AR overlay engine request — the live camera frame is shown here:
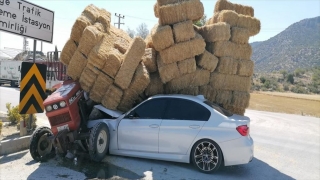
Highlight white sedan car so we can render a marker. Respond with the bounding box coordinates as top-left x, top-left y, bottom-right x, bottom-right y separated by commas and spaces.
87, 94, 253, 173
